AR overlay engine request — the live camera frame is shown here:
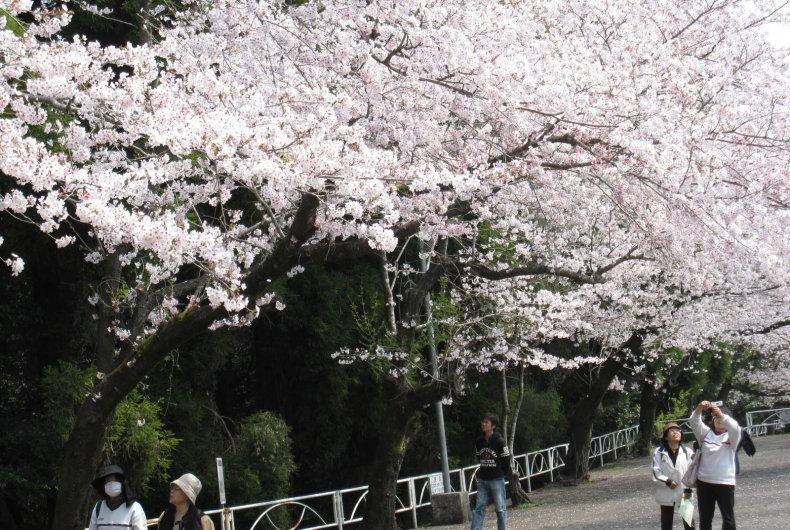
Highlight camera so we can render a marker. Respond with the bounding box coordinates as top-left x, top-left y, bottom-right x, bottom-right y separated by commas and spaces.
710, 400, 723, 407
